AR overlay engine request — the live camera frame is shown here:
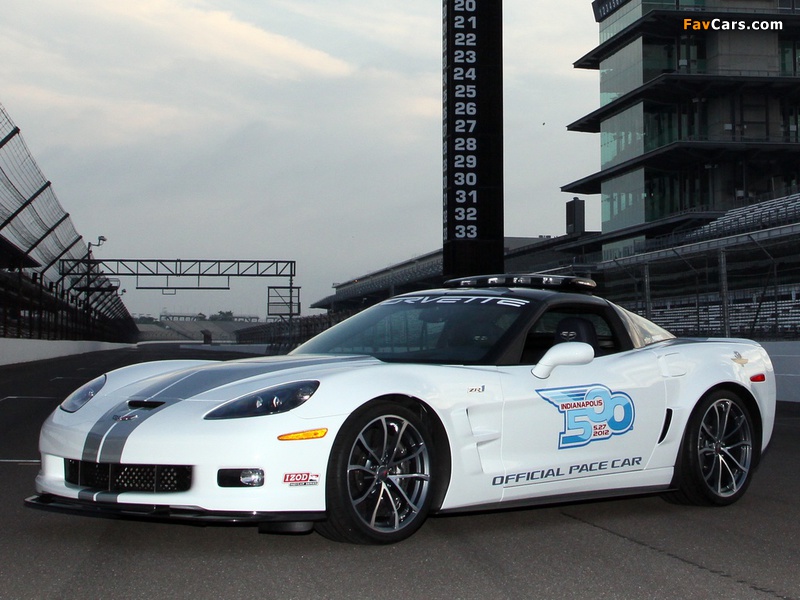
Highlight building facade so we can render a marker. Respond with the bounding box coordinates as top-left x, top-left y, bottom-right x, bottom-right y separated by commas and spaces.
304, 2, 800, 342
563, 0, 800, 261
